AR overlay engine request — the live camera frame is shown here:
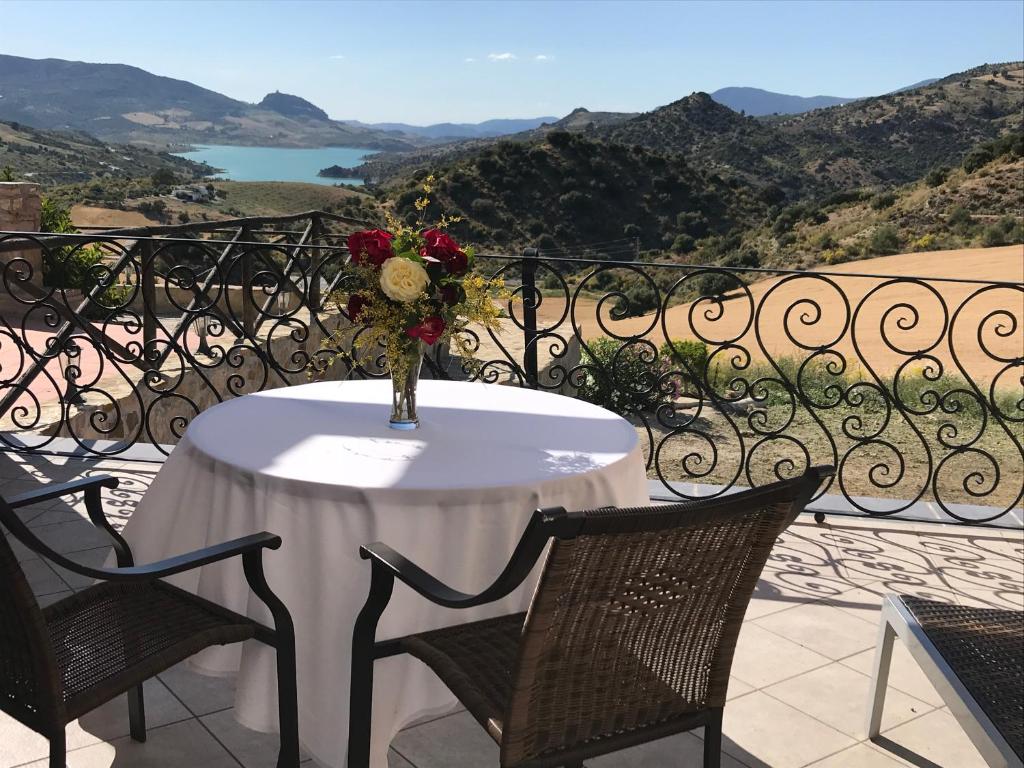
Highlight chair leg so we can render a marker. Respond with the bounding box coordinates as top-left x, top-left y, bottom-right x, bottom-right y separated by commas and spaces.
276, 627, 301, 768
128, 683, 147, 742
704, 709, 723, 768
49, 728, 66, 768
348, 565, 395, 768
866, 611, 897, 739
